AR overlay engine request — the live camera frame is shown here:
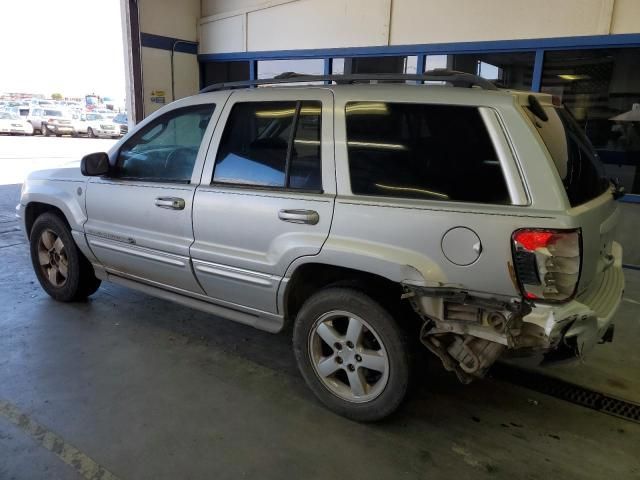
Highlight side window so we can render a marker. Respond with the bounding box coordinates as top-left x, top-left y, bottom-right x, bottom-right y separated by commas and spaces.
115, 104, 215, 183
345, 102, 510, 204
213, 100, 322, 190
